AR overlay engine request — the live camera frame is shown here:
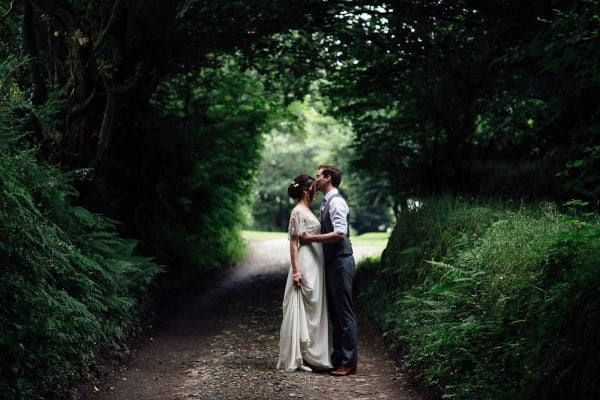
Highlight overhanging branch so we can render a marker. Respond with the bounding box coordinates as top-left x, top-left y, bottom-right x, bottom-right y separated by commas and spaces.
94, 0, 121, 50
0, 0, 16, 23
